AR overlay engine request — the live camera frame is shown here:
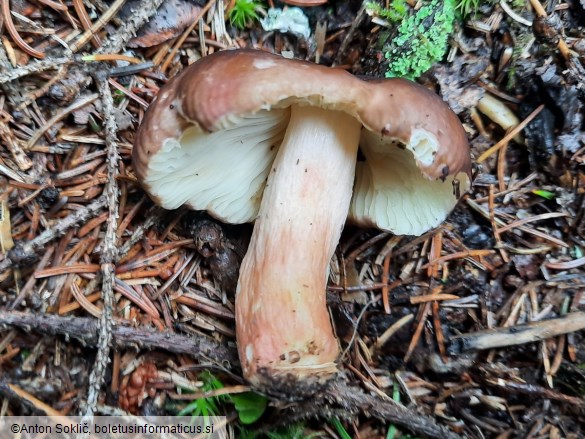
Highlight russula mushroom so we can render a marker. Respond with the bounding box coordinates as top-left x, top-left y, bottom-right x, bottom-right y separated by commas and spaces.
133, 49, 472, 392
